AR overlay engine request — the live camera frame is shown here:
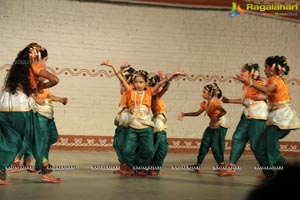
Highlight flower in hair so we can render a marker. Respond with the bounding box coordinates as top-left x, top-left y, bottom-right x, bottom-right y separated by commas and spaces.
29, 44, 43, 60
212, 83, 220, 96
29, 47, 38, 59
252, 70, 259, 79
132, 74, 137, 81
271, 63, 276, 71
278, 64, 283, 76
